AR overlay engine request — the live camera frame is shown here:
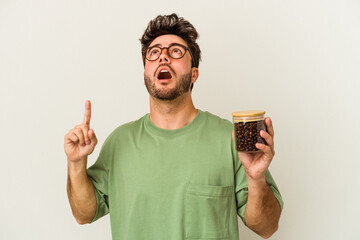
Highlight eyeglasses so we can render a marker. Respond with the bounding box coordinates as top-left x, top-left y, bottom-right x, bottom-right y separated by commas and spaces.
145, 43, 193, 64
